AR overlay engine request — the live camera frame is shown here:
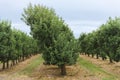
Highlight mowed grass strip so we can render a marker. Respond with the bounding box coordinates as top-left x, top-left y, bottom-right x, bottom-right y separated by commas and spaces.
78, 57, 118, 80
20, 54, 43, 75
